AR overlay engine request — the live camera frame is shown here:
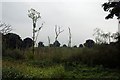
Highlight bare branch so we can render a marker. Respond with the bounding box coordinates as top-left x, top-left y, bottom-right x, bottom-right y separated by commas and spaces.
55, 25, 64, 41
35, 22, 44, 43
0, 22, 12, 35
